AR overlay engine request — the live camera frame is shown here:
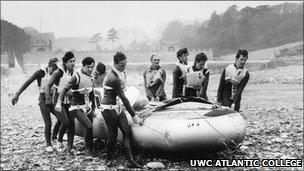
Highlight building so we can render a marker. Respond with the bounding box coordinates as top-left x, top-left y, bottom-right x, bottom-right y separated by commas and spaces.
30, 33, 55, 53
